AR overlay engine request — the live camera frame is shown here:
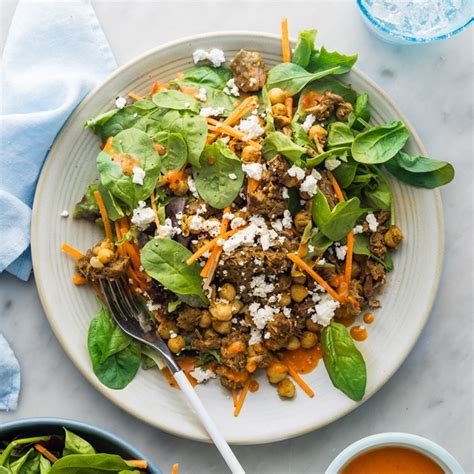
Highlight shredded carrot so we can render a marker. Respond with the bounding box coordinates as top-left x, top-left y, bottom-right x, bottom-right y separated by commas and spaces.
128, 92, 142, 101
287, 365, 315, 398
231, 388, 238, 408
178, 84, 198, 97
207, 96, 258, 144
171, 463, 179, 474
72, 274, 87, 286
206, 117, 261, 148
93, 190, 113, 242
103, 136, 114, 154
287, 253, 345, 303
327, 170, 345, 203
127, 460, 148, 469
186, 225, 248, 265
34, 444, 58, 463
285, 97, 293, 119
247, 178, 260, 194
345, 231, 354, 287
61, 243, 84, 260
281, 18, 291, 63
150, 191, 162, 237
150, 82, 168, 95
114, 222, 126, 257
234, 379, 251, 417
175, 72, 184, 79
122, 239, 141, 271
